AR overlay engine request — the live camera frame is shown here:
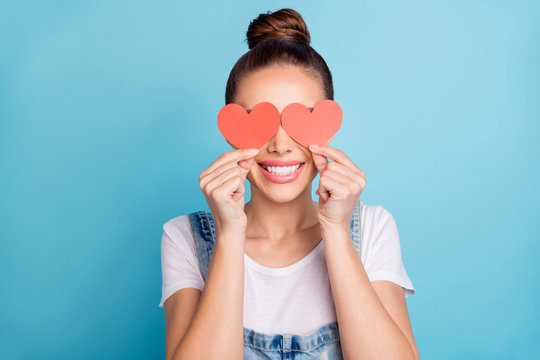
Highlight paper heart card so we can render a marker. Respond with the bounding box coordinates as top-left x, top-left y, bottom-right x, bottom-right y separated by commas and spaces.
217, 99, 342, 149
